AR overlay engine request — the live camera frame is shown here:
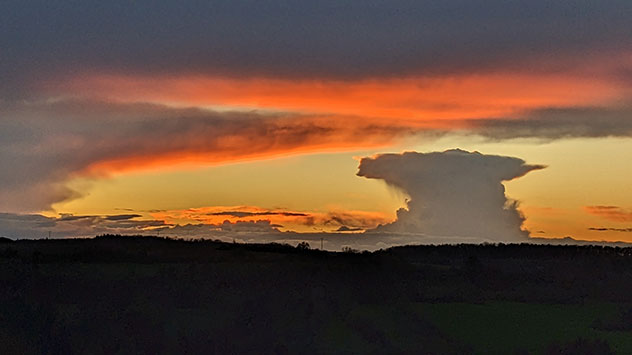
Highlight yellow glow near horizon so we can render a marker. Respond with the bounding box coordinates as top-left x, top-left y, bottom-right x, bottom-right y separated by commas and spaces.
50, 152, 406, 226
409, 136, 632, 242
49, 136, 632, 242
